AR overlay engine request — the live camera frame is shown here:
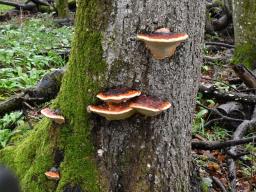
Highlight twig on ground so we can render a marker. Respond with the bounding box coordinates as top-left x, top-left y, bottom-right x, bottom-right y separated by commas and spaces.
228, 159, 237, 192
205, 42, 234, 49
192, 136, 256, 150
212, 176, 227, 192
197, 102, 244, 123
